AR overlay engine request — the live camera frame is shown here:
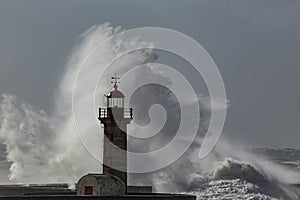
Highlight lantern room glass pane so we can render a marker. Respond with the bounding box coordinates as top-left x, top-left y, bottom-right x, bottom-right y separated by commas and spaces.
107, 98, 124, 108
